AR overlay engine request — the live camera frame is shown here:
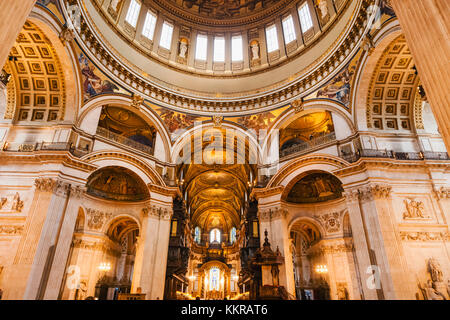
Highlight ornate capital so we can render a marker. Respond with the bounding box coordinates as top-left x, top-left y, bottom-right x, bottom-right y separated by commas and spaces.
258, 206, 288, 222
345, 184, 392, 203
143, 205, 173, 221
